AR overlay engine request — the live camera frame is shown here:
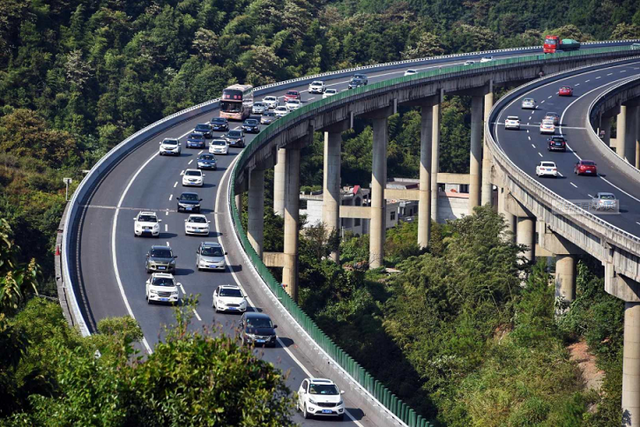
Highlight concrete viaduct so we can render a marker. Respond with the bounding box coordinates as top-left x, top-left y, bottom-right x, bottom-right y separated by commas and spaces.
231, 48, 640, 424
